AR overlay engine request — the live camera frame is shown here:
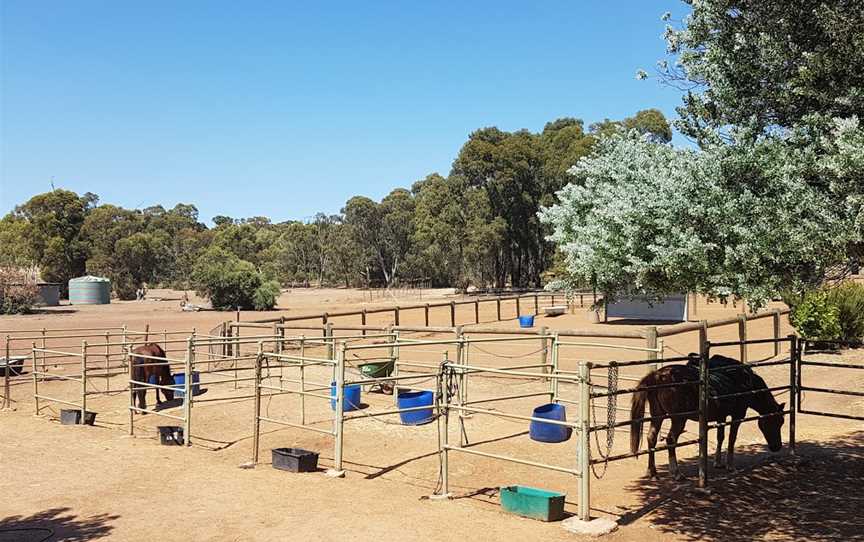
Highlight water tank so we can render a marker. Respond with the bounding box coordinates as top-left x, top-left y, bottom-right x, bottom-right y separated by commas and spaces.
68, 275, 111, 305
